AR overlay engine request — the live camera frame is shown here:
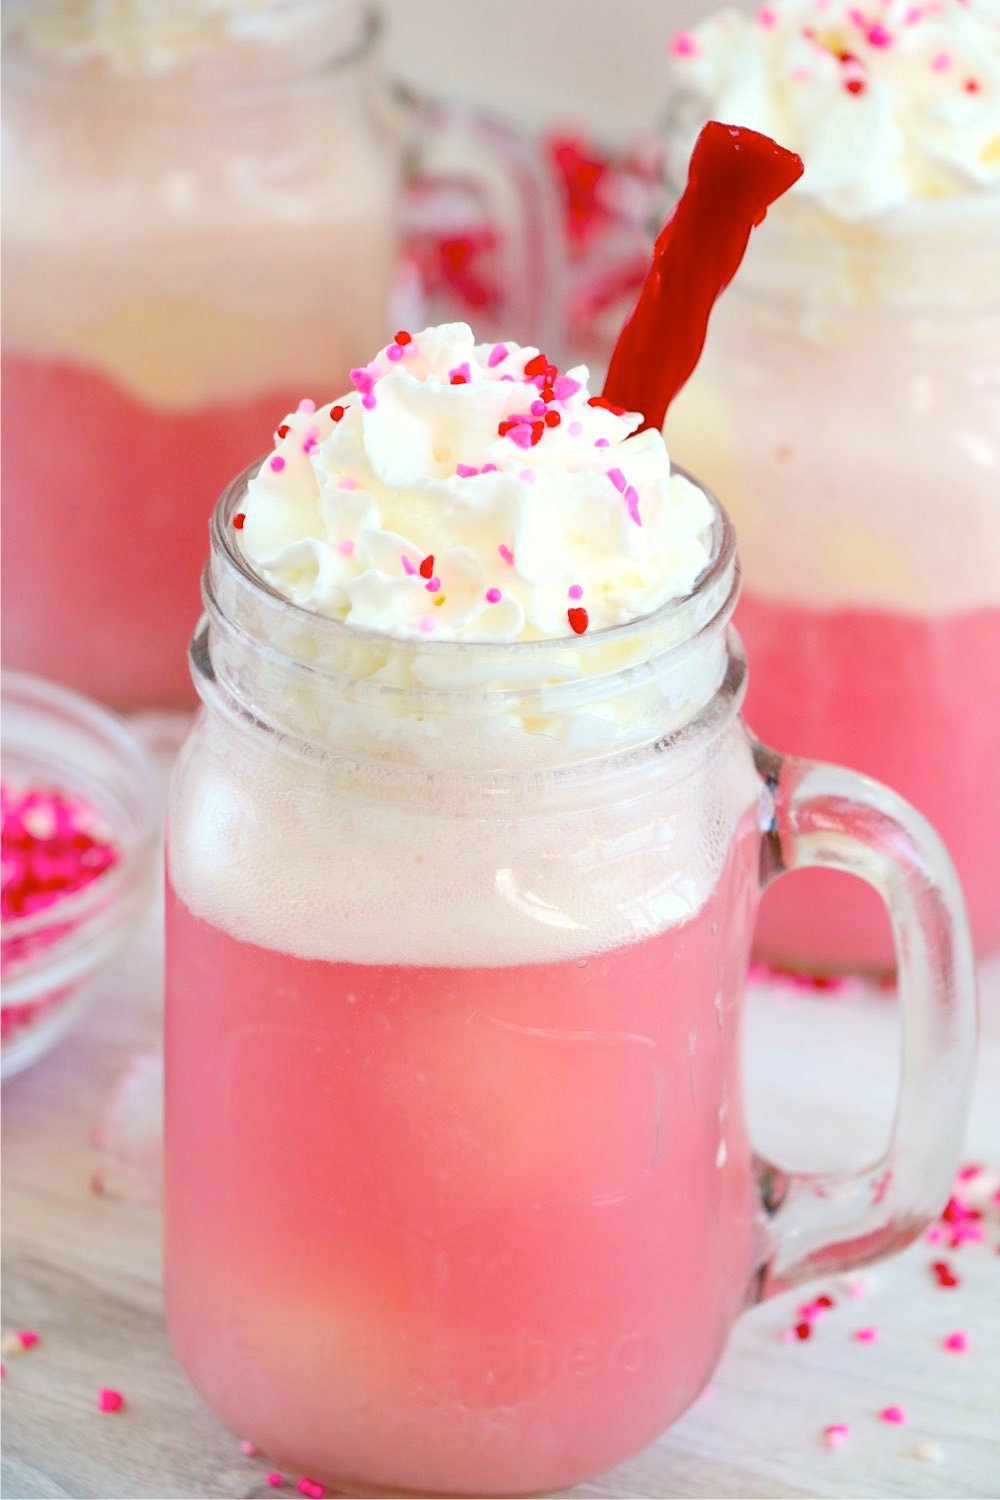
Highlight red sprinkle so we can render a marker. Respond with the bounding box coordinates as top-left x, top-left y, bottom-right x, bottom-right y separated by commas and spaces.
845, 78, 865, 93
394, 329, 412, 345
529, 421, 545, 445
544, 410, 561, 427
330, 405, 345, 422
567, 607, 589, 635
795, 1321, 813, 1341
419, 555, 435, 580
932, 1259, 960, 1288
964, 78, 980, 93
233, 513, 246, 530
523, 353, 548, 377
276, 424, 290, 439
97, 1388, 124, 1413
